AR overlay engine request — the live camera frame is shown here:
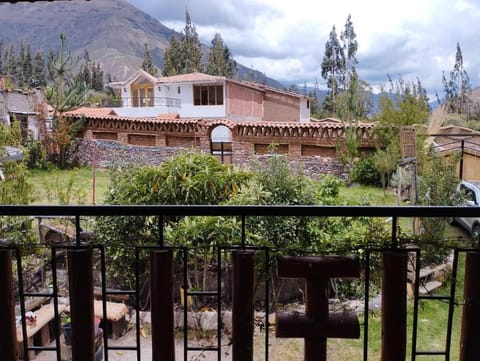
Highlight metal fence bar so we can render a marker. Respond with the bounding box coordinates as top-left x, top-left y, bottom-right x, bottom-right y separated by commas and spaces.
445, 248, 460, 361
51, 246, 62, 361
